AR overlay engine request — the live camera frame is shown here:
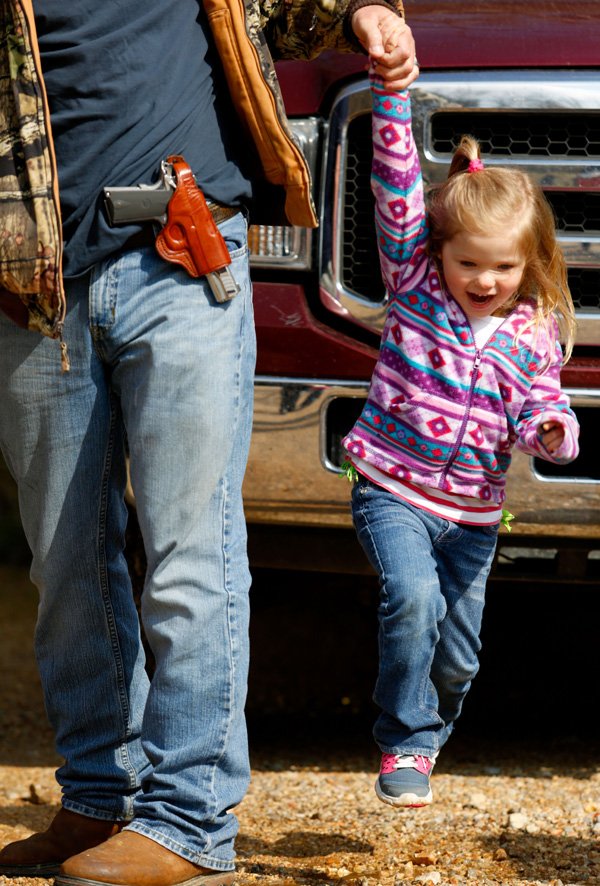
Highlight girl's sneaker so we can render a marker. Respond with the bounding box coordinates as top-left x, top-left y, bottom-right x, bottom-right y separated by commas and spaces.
375, 753, 437, 807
